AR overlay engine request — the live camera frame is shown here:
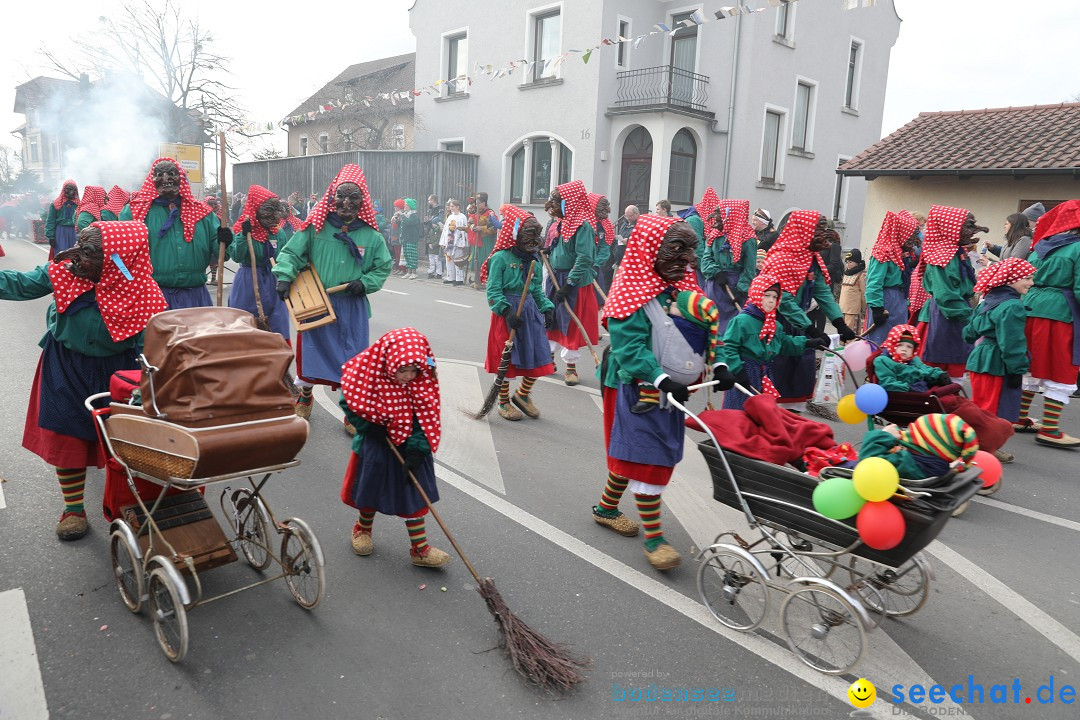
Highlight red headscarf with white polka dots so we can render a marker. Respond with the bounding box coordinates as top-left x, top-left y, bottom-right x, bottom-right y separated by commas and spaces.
586, 192, 615, 246
556, 180, 590, 243
52, 180, 79, 210
871, 210, 918, 269
46, 220, 168, 342
715, 199, 755, 263
921, 205, 969, 267
340, 327, 441, 452
695, 187, 720, 241
480, 204, 534, 284
129, 158, 213, 243
761, 210, 830, 293
104, 185, 130, 216
882, 323, 921, 359
602, 214, 699, 321
232, 185, 279, 244
747, 272, 782, 343
1032, 199, 1080, 243
301, 164, 377, 233
972, 257, 1036, 294
75, 186, 106, 221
